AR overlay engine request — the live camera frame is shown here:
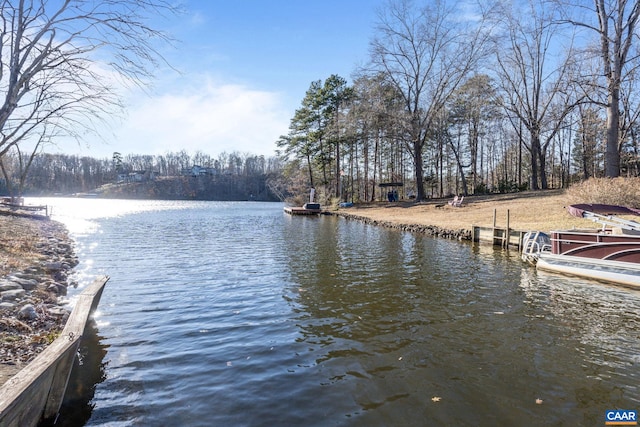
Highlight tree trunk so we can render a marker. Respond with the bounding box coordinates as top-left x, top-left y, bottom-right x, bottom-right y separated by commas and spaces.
605, 87, 621, 177
371, 130, 379, 202
414, 140, 426, 201
306, 153, 314, 188
529, 134, 539, 190
538, 149, 548, 189
335, 138, 341, 199
518, 121, 523, 188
